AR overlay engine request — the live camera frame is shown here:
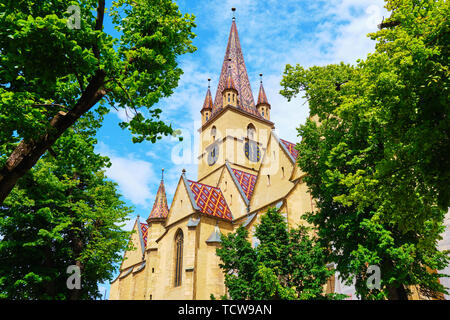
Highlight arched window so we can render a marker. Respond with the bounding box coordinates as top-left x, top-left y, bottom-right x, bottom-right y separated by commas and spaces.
174, 229, 183, 287
228, 93, 231, 103
211, 126, 216, 140
247, 123, 256, 140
